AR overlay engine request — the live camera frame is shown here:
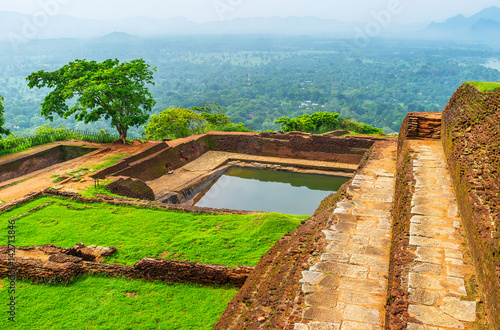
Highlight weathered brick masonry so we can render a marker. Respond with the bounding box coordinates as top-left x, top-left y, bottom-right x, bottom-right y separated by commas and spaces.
0, 244, 253, 287
441, 83, 500, 329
